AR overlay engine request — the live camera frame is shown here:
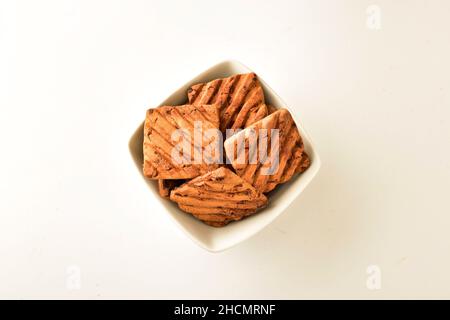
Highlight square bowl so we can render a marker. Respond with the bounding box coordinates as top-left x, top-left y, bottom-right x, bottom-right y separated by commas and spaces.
129, 60, 321, 252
